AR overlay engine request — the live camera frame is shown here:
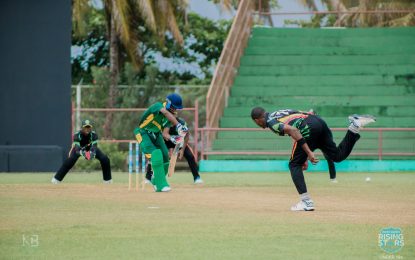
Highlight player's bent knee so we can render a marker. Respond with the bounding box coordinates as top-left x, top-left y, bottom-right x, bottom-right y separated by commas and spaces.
331, 157, 342, 163
289, 161, 303, 169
